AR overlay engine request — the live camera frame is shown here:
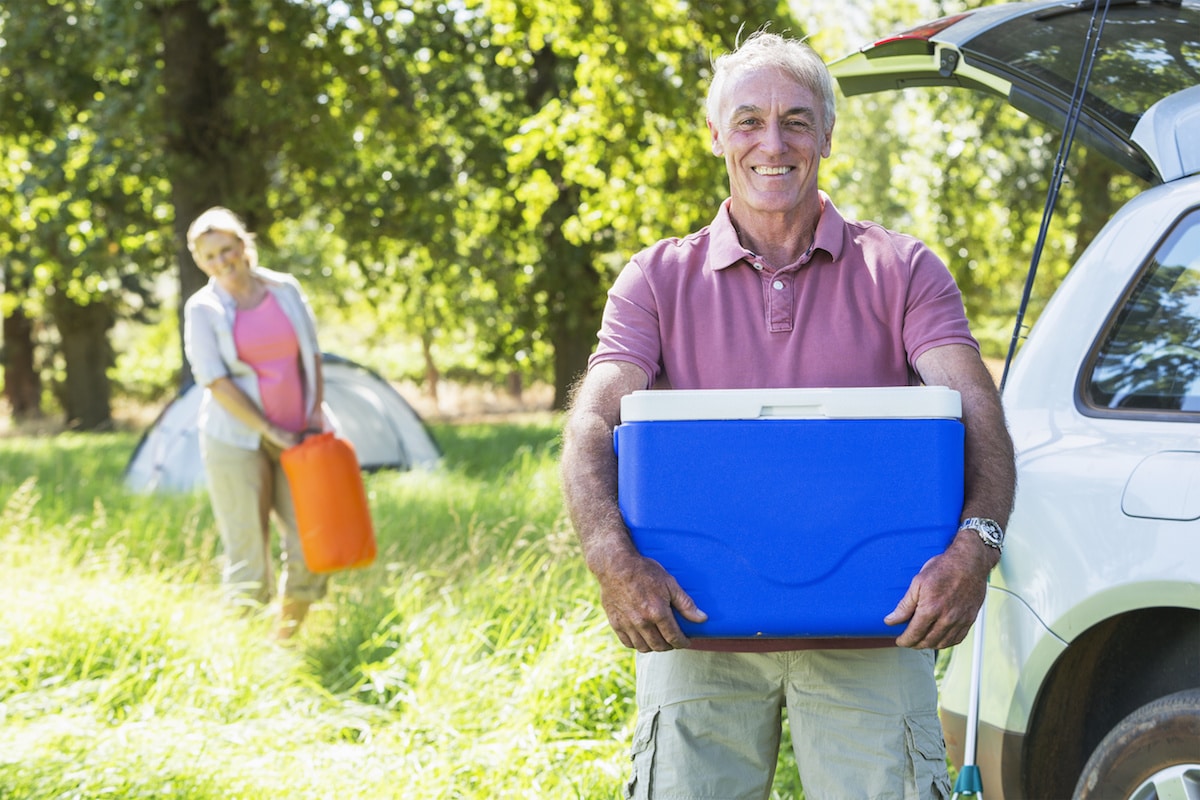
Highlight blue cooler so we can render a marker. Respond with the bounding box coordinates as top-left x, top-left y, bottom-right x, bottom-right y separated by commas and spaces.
615, 386, 964, 638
